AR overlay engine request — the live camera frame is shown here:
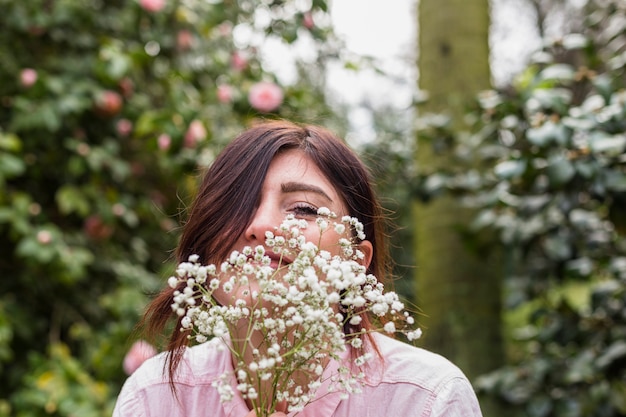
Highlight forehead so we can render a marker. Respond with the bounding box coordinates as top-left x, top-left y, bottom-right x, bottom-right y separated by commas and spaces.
265, 150, 329, 186
264, 149, 346, 205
